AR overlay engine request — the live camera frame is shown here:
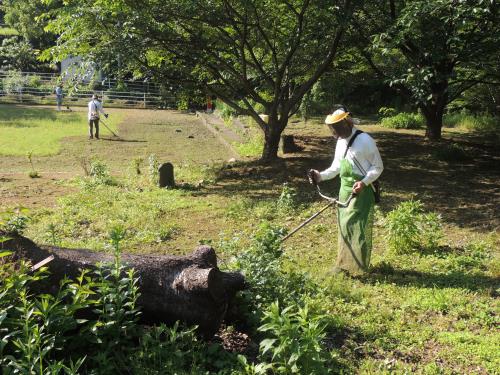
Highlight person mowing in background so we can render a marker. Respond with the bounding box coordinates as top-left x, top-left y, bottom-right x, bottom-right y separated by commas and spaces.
308, 107, 383, 275
88, 94, 108, 140
55, 84, 63, 111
